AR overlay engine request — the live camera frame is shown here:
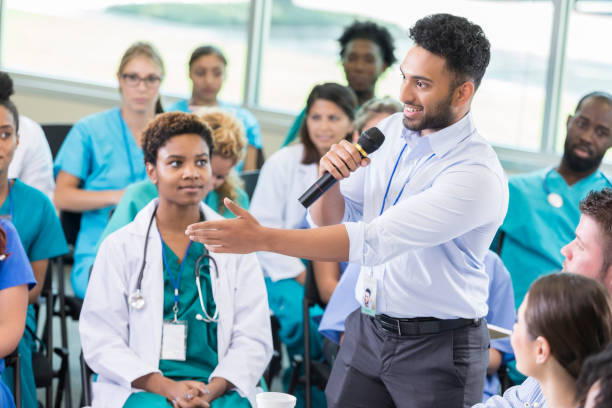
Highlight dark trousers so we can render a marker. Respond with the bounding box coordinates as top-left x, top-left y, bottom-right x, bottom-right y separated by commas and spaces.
325, 310, 489, 408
